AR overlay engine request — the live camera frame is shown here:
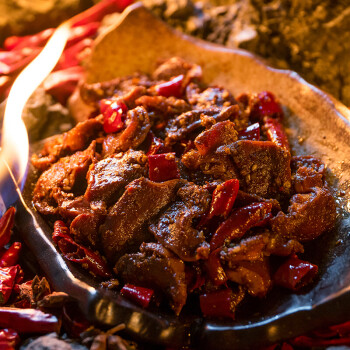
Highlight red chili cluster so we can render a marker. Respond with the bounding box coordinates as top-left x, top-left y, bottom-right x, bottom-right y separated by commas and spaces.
0, 0, 134, 103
